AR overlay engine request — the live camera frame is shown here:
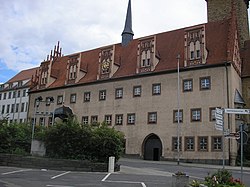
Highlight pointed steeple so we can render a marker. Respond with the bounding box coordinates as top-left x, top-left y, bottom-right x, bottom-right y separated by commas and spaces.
122, 0, 134, 46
